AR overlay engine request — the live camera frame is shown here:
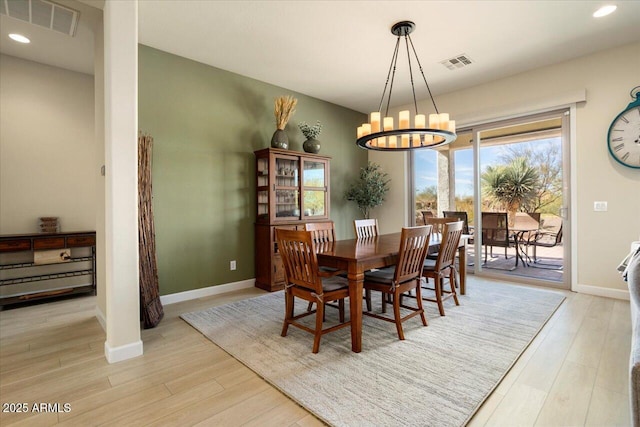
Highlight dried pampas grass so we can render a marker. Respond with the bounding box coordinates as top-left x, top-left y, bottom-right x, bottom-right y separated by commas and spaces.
274, 95, 297, 130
